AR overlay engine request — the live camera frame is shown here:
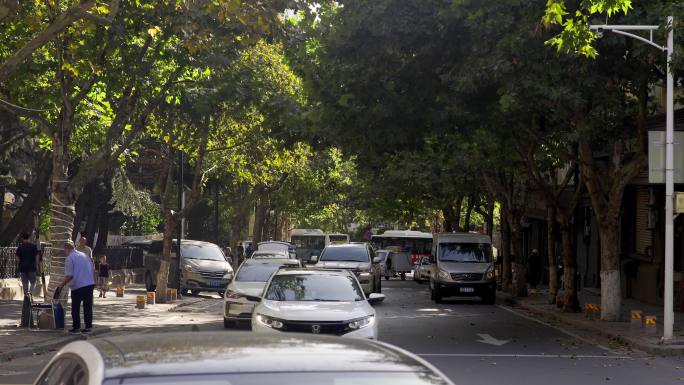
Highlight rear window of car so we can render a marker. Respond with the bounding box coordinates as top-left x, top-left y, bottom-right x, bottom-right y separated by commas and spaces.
236, 263, 282, 282
319, 246, 369, 262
